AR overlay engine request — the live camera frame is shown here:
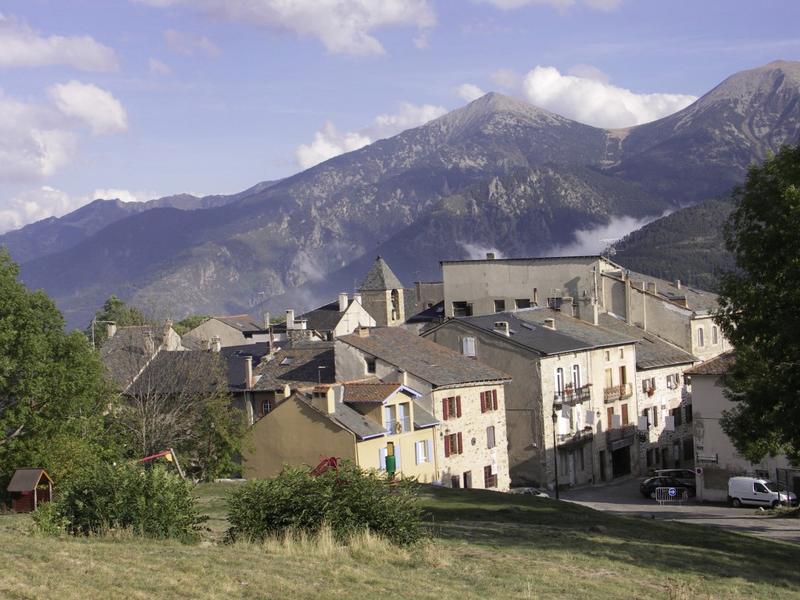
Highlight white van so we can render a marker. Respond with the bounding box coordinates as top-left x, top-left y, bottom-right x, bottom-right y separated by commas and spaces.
727, 476, 791, 508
